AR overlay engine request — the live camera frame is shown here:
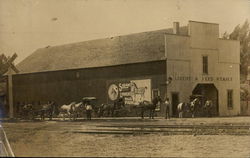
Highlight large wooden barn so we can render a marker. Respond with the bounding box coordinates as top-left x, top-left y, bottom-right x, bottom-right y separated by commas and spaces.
6, 20, 240, 117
